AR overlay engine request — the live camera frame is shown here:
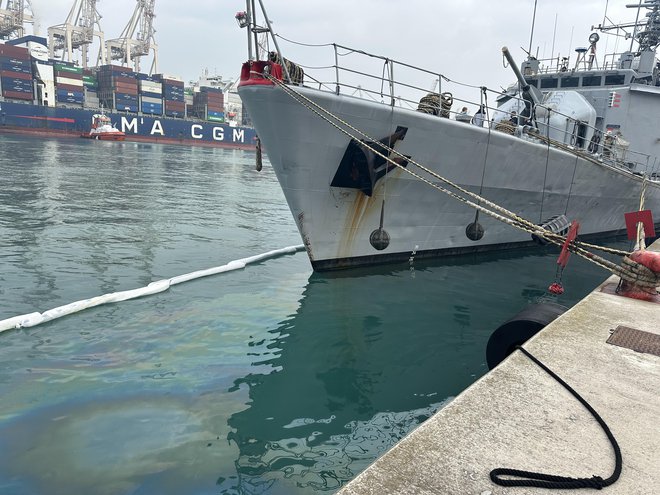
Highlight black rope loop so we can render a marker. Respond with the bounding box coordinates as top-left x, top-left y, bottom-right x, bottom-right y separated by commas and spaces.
490, 346, 622, 490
